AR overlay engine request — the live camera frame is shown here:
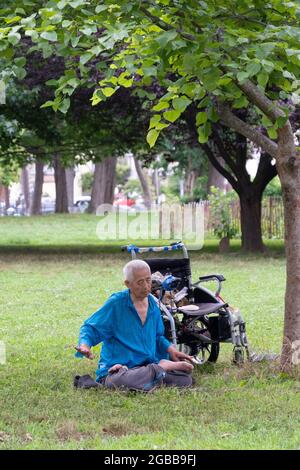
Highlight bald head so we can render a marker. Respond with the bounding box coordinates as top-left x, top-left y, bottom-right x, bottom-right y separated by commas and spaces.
123, 260, 152, 300
123, 259, 151, 282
